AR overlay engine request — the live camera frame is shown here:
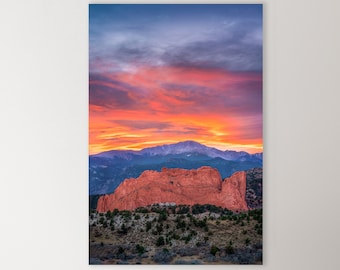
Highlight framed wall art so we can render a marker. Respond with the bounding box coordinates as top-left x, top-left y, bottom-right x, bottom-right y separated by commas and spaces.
89, 4, 263, 264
